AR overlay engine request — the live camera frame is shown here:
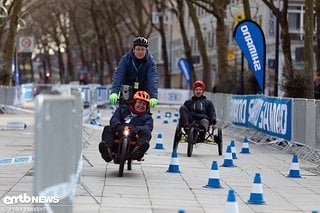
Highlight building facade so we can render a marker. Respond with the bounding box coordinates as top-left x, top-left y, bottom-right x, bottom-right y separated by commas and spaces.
148, 0, 313, 95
